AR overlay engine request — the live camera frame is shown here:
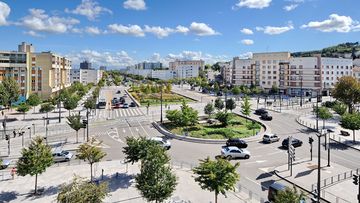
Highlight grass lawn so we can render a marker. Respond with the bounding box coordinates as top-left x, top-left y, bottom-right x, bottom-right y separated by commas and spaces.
130, 91, 193, 106
163, 115, 261, 140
